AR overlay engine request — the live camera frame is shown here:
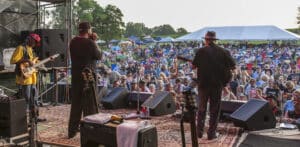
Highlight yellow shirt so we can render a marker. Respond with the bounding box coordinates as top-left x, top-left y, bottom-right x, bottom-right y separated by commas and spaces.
10, 45, 37, 85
